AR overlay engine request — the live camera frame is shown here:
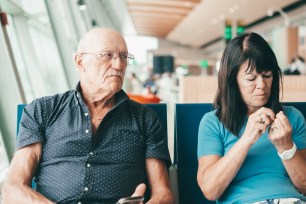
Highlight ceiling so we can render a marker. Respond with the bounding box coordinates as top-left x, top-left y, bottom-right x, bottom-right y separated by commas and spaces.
125, 0, 304, 48
126, 0, 201, 38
